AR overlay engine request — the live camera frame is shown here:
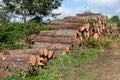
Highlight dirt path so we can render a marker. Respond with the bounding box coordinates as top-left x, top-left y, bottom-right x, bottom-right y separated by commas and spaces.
64, 40, 120, 80
88, 40, 120, 80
